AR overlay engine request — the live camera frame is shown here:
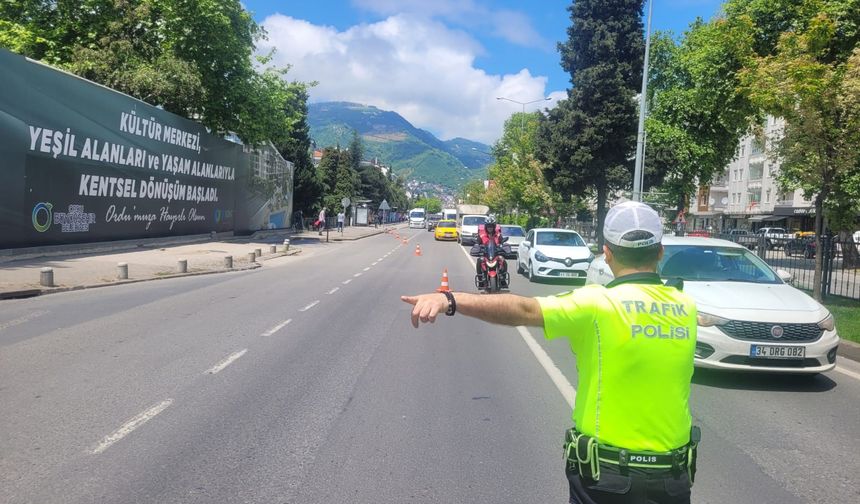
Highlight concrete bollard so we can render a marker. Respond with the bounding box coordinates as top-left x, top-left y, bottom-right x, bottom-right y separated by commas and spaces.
177, 259, 188, 273
224, 255, 233, 269
283, 239, 290, 251
269, 245, 277, 254
255, 248, 261, 258
40, 267, 54, 287
117, 262, 128, 280
248, 252, 256, 263
210, 230, 216, 240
